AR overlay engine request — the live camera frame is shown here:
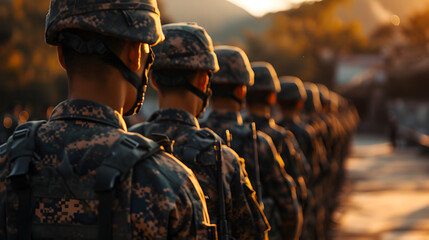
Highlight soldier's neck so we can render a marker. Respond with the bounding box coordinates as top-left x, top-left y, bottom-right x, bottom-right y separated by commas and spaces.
247, 104, 271, 118
68, 72, 126, 114
158, 91, 199, 117
211, 97, 241, 112
281, 109, 300, 122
